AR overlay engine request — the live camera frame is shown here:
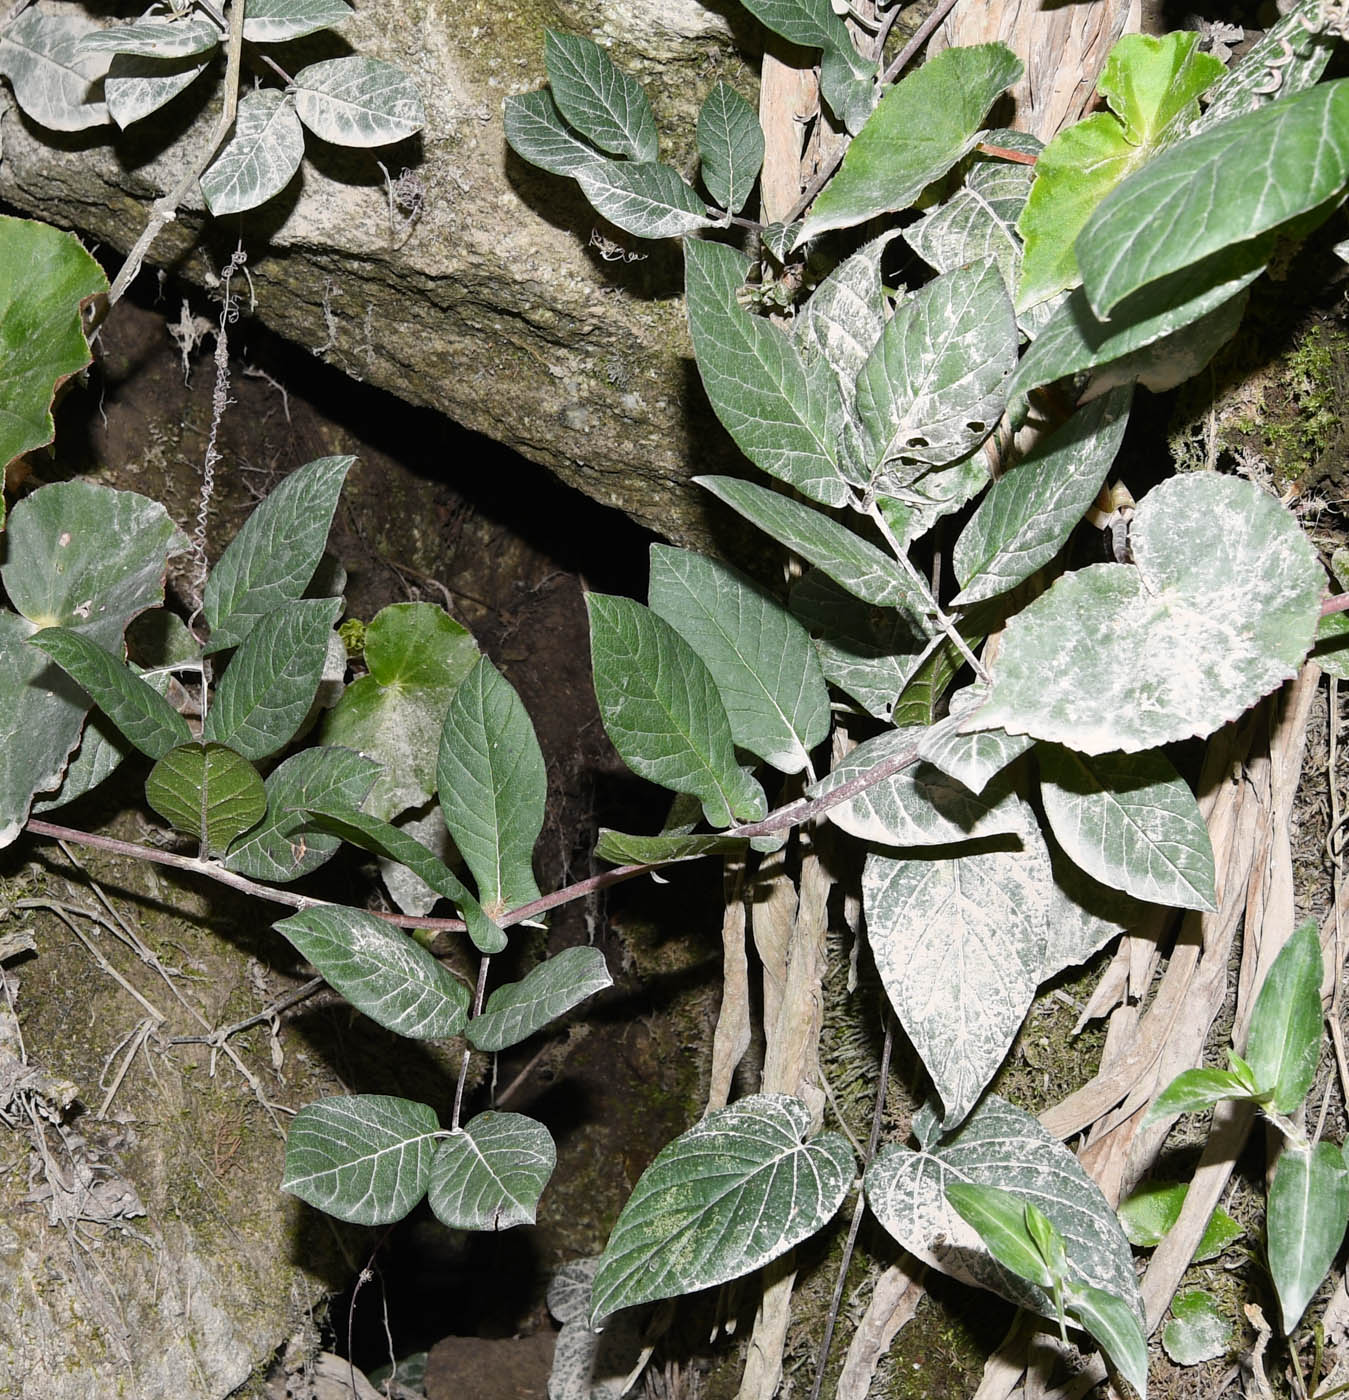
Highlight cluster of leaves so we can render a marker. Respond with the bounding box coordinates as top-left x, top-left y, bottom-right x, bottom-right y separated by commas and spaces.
0, 0, 424, 214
